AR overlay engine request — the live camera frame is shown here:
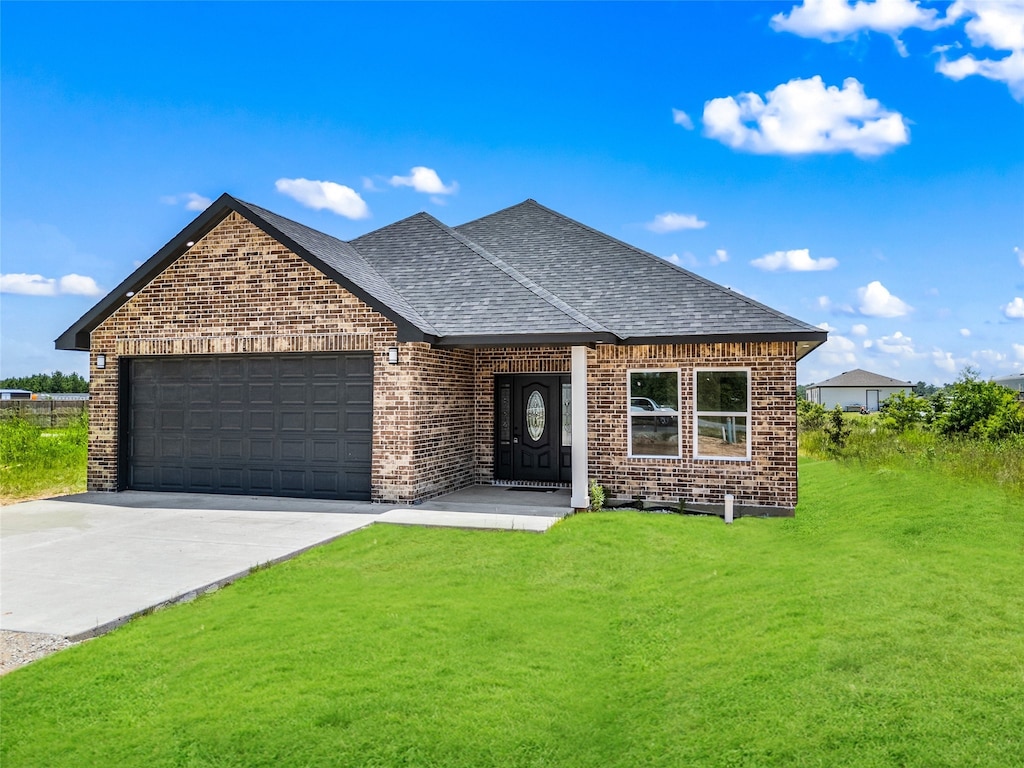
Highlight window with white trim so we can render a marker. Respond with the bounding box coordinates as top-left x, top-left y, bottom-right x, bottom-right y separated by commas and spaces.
694, 369, 750, 460
628, 370, 680, 457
